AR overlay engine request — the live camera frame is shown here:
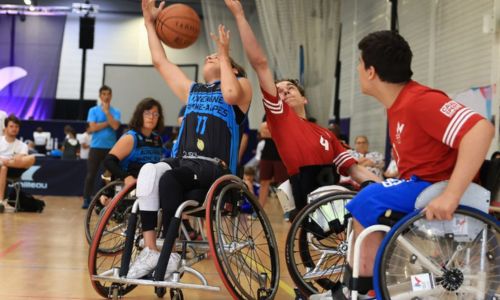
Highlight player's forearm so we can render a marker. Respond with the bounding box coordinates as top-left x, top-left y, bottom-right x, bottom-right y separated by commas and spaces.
444, 120, 494, 202
145, 22, 169, 68
219, 56, 244, 105
348, 164, 381, 183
